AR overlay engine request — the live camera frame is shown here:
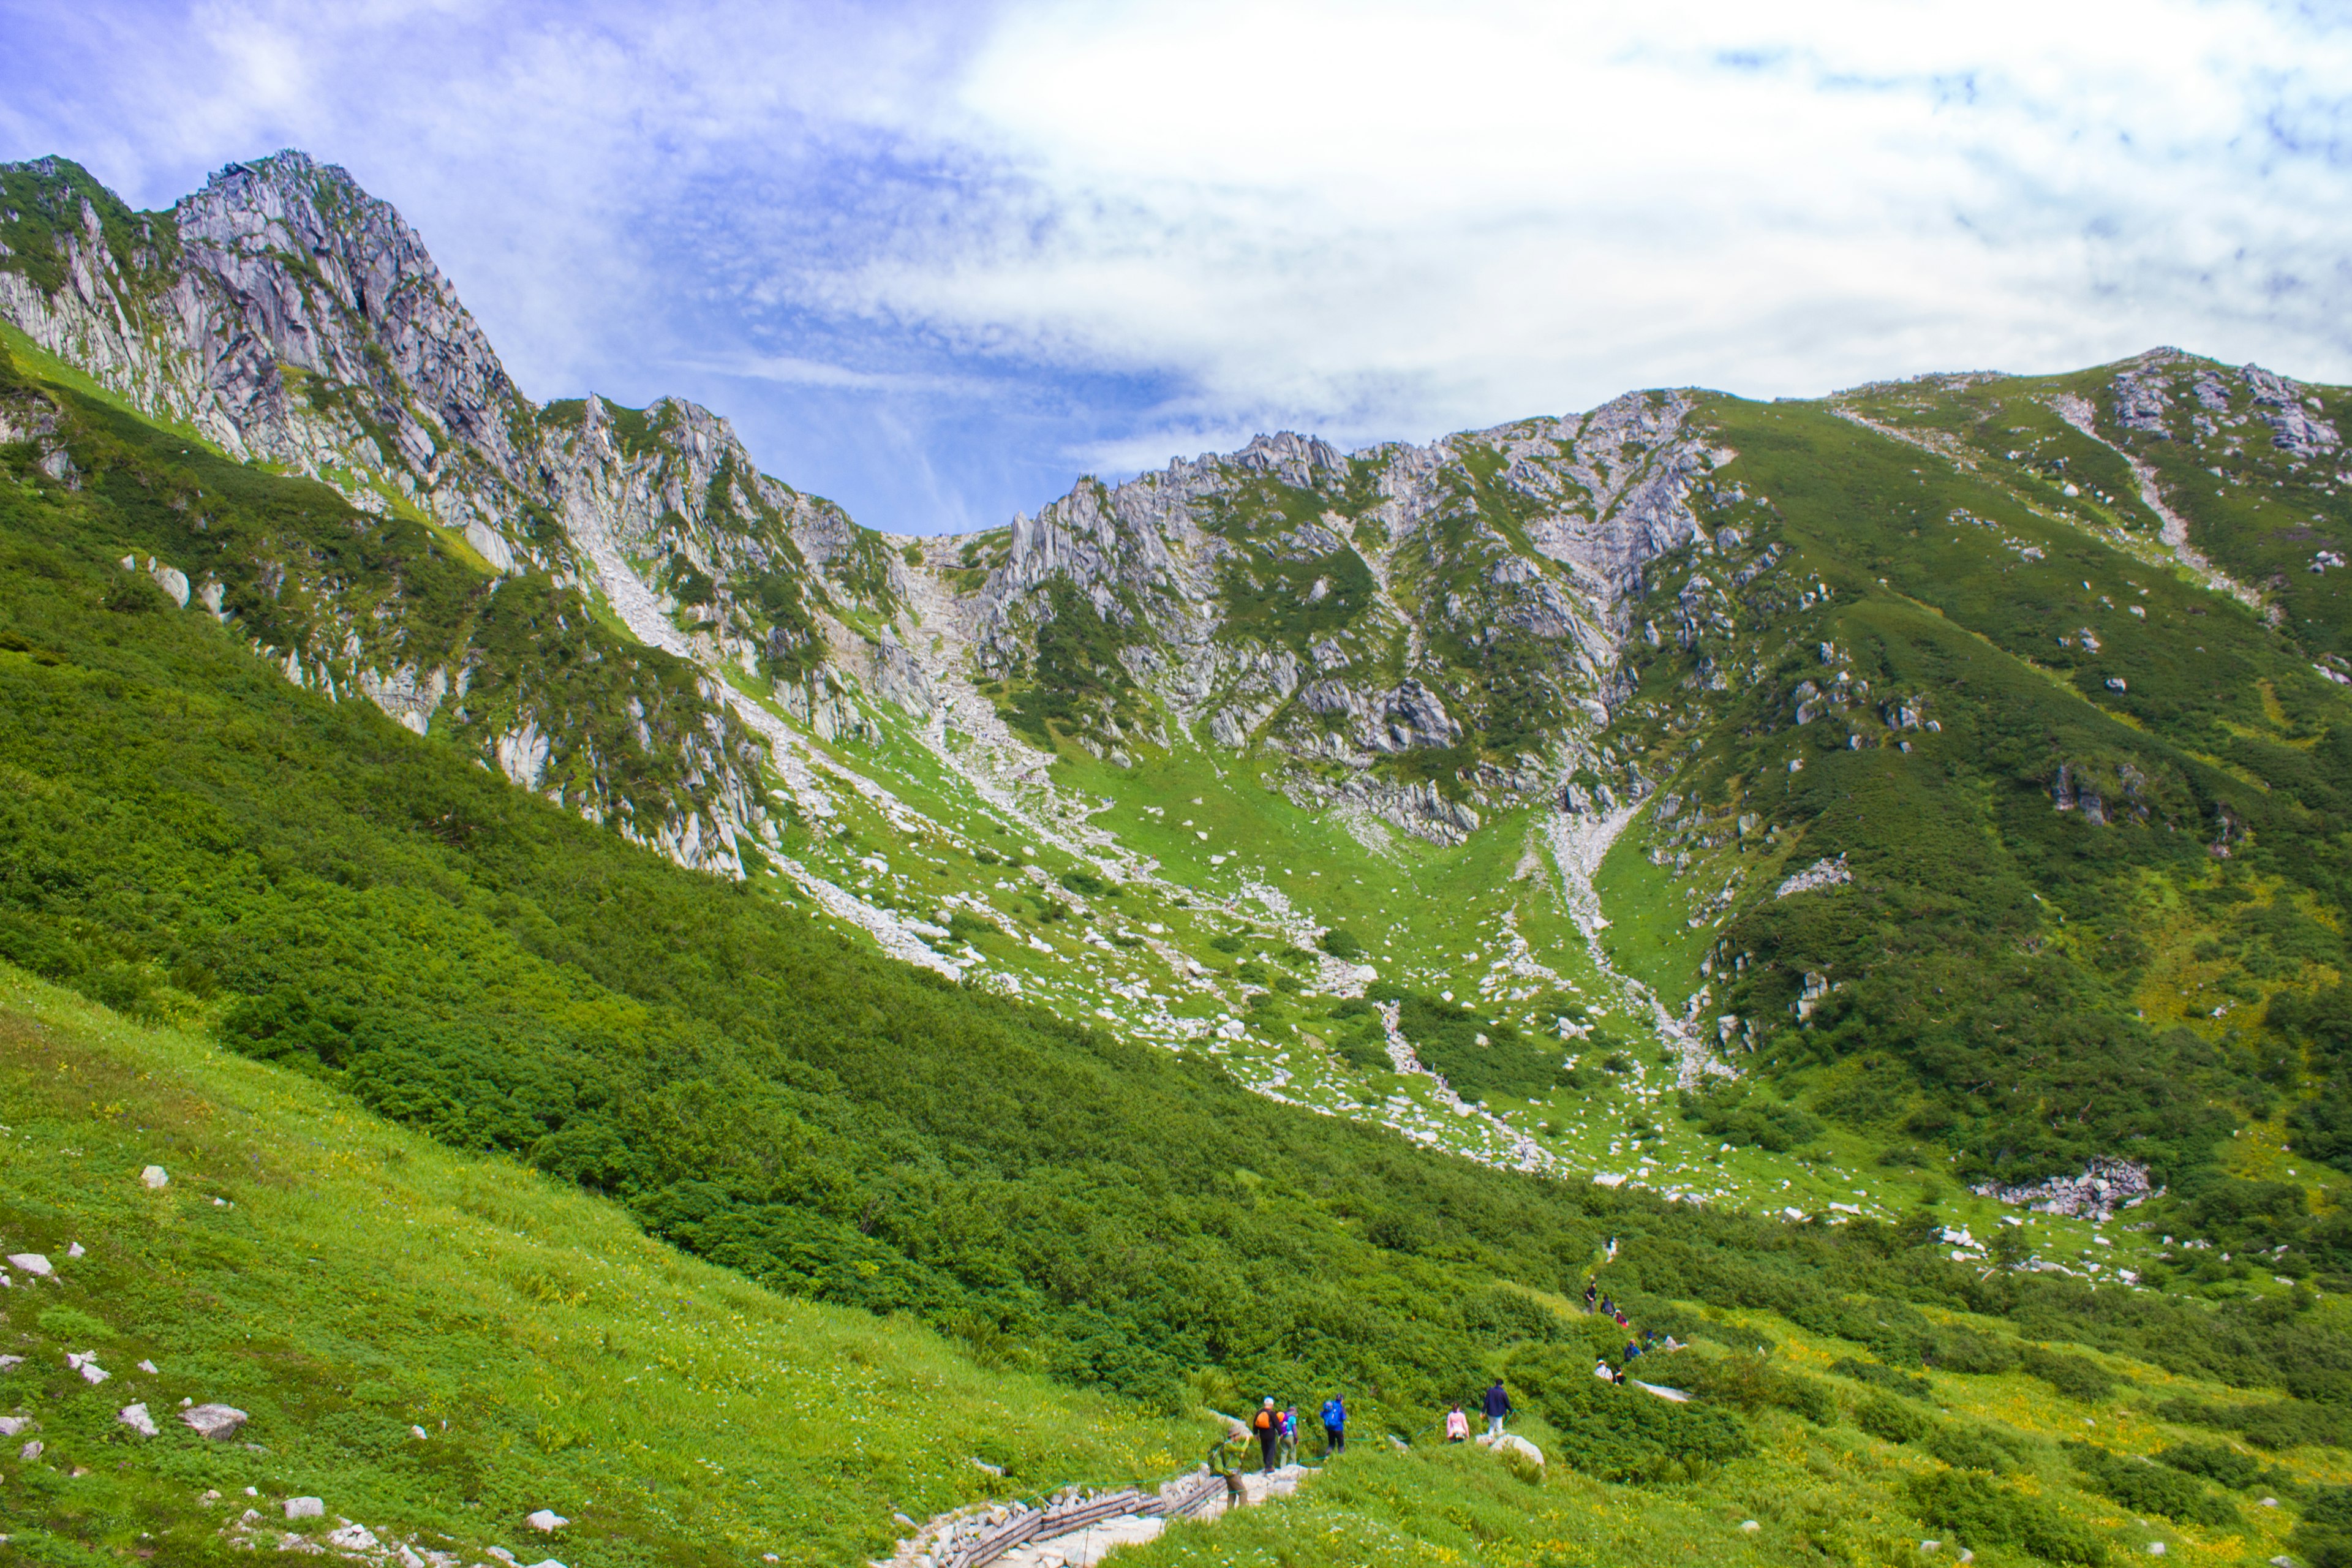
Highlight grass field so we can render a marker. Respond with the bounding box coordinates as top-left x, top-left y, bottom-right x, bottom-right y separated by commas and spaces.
0, 967, 1194, 1567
